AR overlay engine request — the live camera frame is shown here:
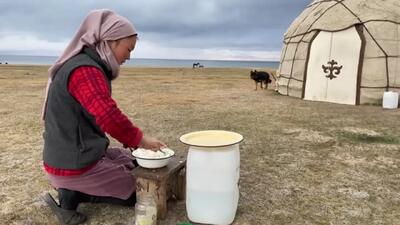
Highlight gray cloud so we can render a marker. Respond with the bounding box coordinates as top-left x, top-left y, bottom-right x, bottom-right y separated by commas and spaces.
0, 0, 310, 58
